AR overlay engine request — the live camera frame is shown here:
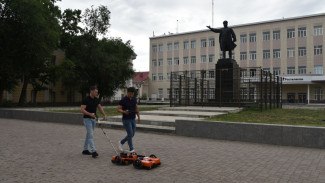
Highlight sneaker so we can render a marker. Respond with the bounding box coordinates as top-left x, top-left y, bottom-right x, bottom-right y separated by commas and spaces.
82, 150, 92, 155
130, 149, 136, 153
118, 141, 123, 151
92, 151, 98, 158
